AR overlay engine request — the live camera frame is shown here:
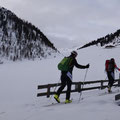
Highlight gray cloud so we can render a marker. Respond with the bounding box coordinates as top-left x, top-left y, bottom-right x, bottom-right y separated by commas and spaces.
1, 0, 120, 48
